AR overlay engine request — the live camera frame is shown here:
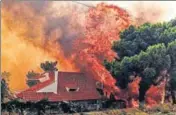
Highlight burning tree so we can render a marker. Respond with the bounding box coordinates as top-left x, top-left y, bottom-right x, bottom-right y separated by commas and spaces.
104, 19, 176, 105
